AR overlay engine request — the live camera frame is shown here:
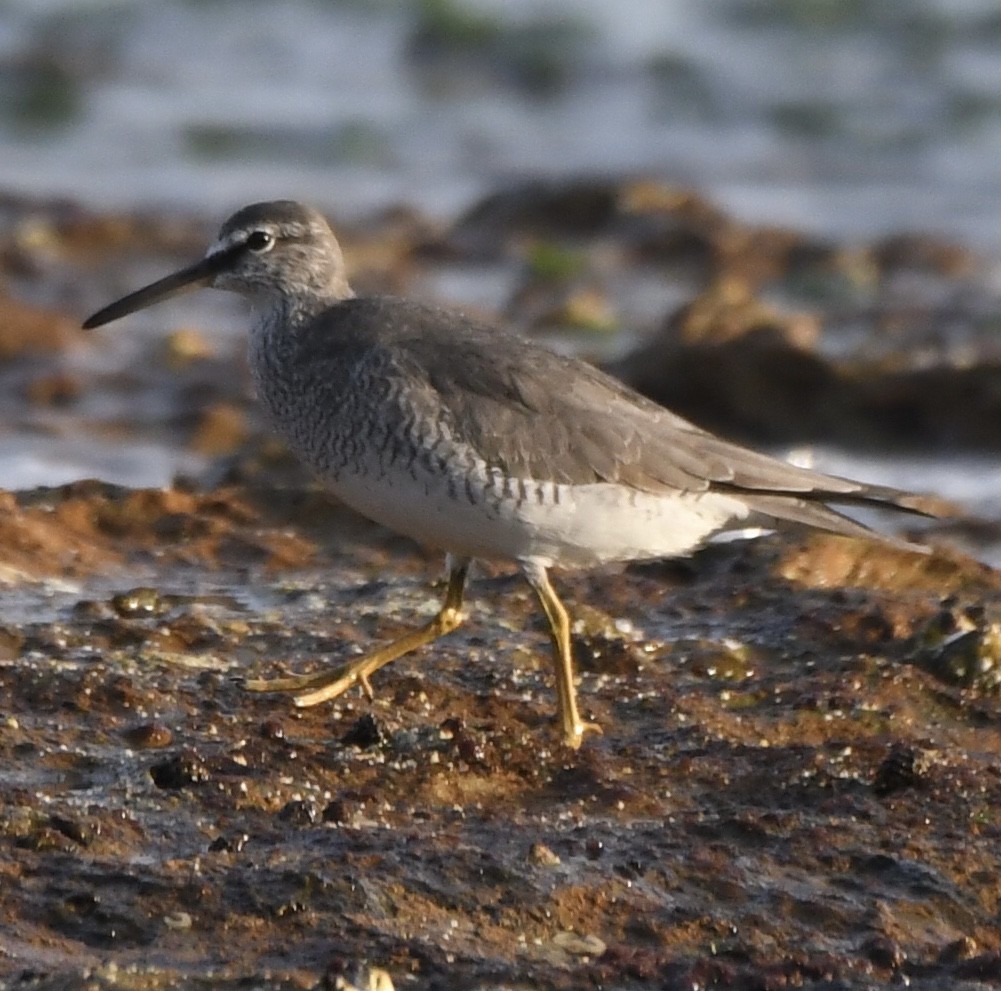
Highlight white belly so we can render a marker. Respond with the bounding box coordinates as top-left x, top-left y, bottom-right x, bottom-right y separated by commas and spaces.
325, 455, 750, 569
